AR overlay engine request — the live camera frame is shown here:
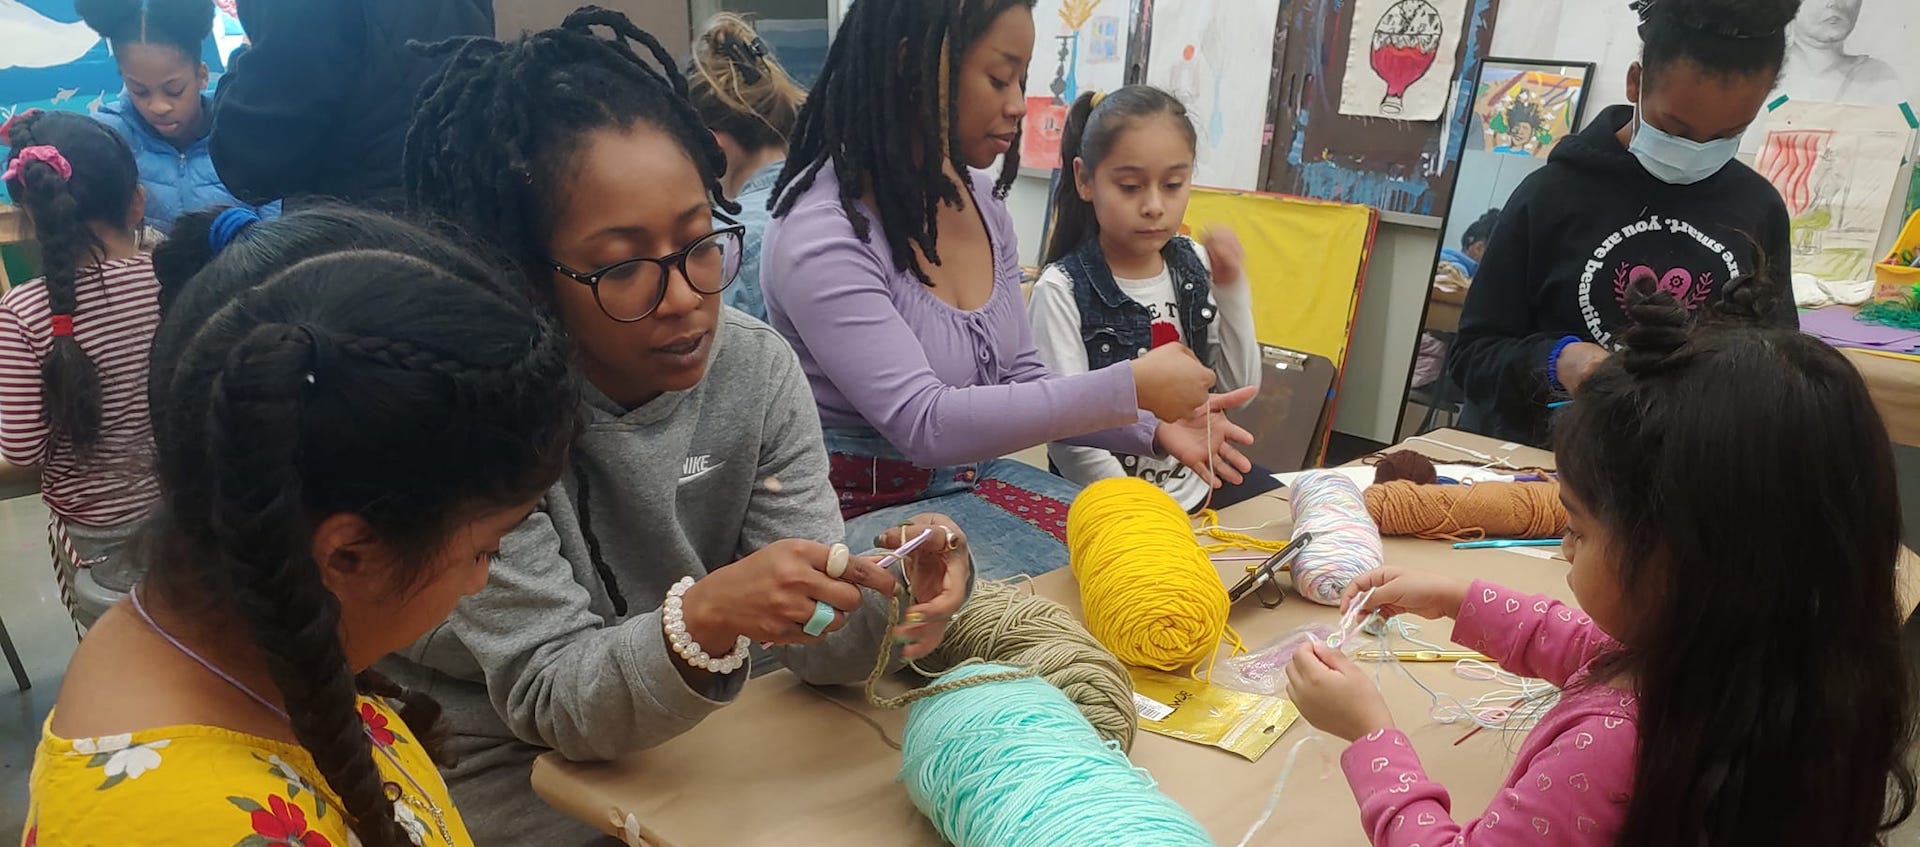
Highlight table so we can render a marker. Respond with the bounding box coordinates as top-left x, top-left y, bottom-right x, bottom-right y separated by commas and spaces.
0, 203, 25, 292
531, 431, 1920, 846
1843, 348, 1920, 448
